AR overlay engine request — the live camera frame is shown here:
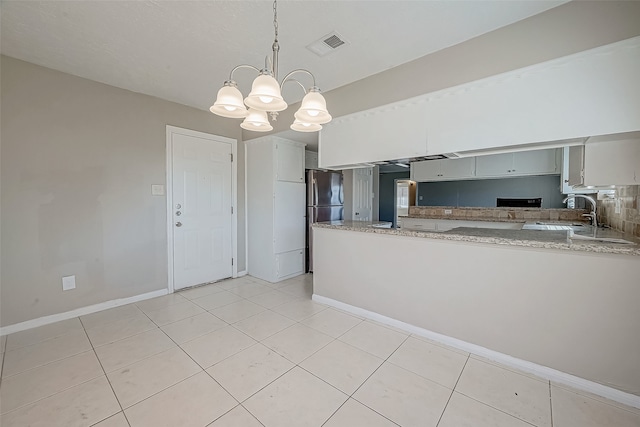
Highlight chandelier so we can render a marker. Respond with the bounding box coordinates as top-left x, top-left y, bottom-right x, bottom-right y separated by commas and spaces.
210, 0, 331, 133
